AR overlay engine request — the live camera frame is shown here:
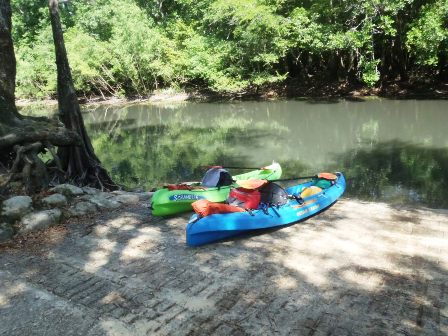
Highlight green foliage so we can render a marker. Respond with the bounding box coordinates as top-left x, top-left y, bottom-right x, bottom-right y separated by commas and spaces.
15, 26, 56, 98
201, 0, 291, 89
359, 57, 380, 87
10, 0, 448, 98
406, 0, 448, 66
168, 24, 246, 91
104, 1, 173, 94
11, 0, 48, 43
